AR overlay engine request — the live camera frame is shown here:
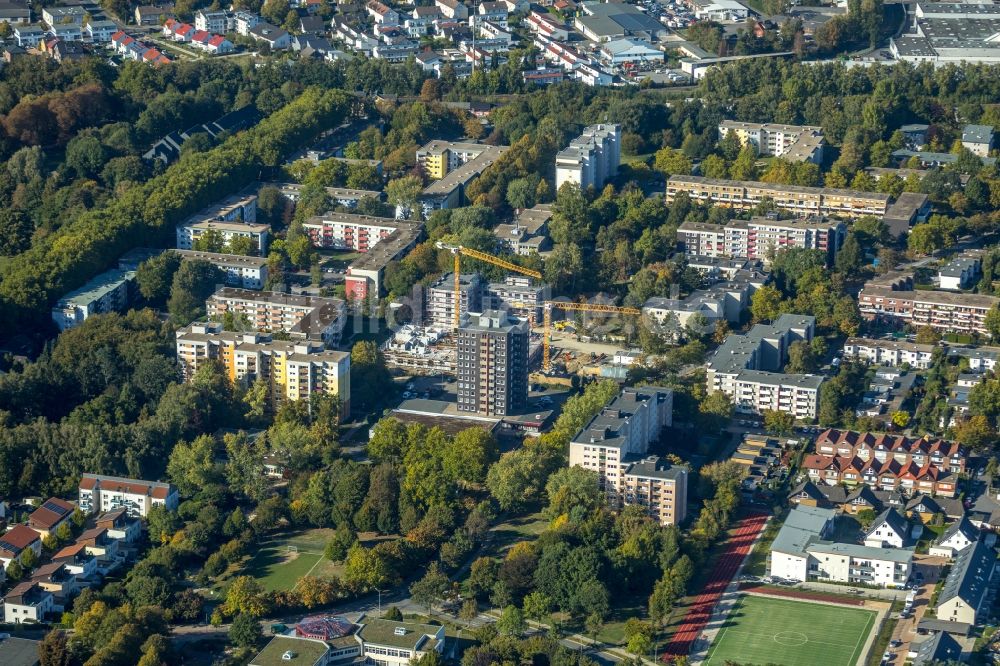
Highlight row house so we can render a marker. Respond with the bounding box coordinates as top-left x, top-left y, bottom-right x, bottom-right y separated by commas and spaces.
163, 18, 195, 41
666, 175, 891, 218
367, 0, 399, 25
0, 525, 42, 569
111, 31, 171, 64
814, 429, 966, 475
85, 19, 118, 42
858, 285, 1000, 337
802, 454, 958, 497
26, 498, 75, 538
